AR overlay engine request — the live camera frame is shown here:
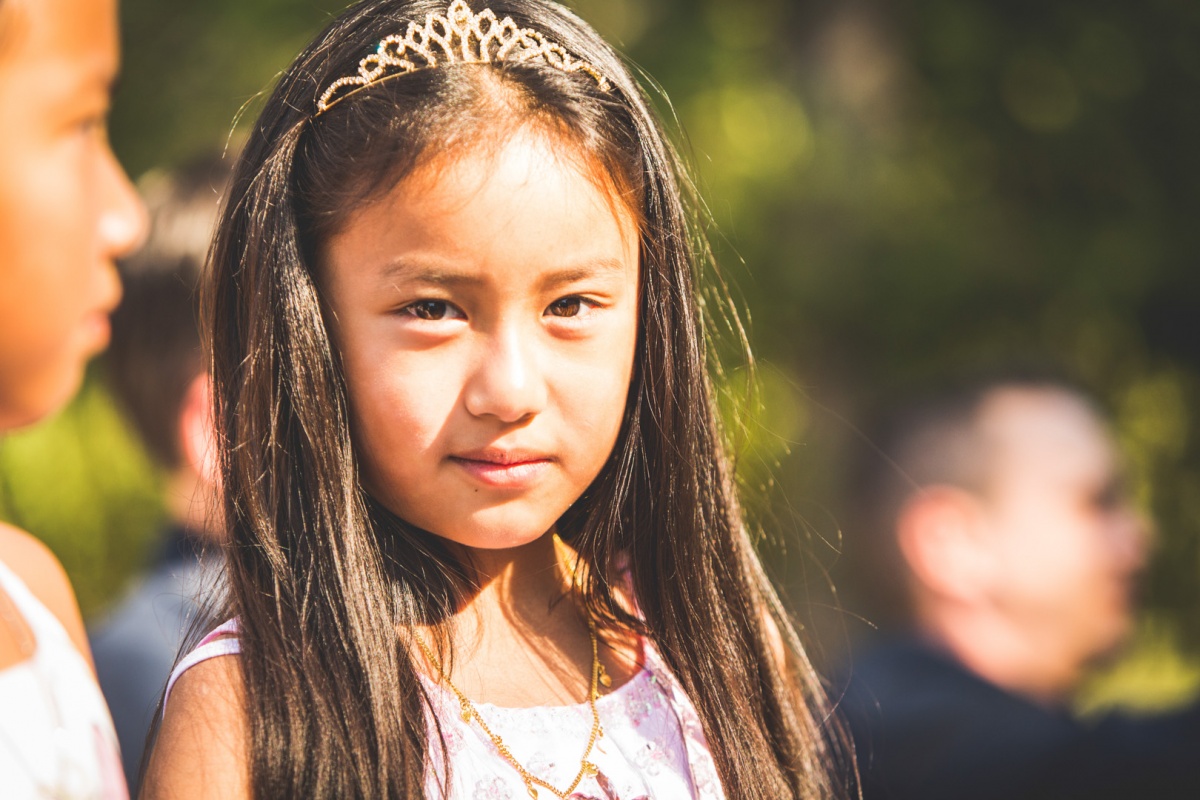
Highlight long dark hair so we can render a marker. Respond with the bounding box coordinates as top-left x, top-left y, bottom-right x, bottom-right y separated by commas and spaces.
205, 0, 851, 796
